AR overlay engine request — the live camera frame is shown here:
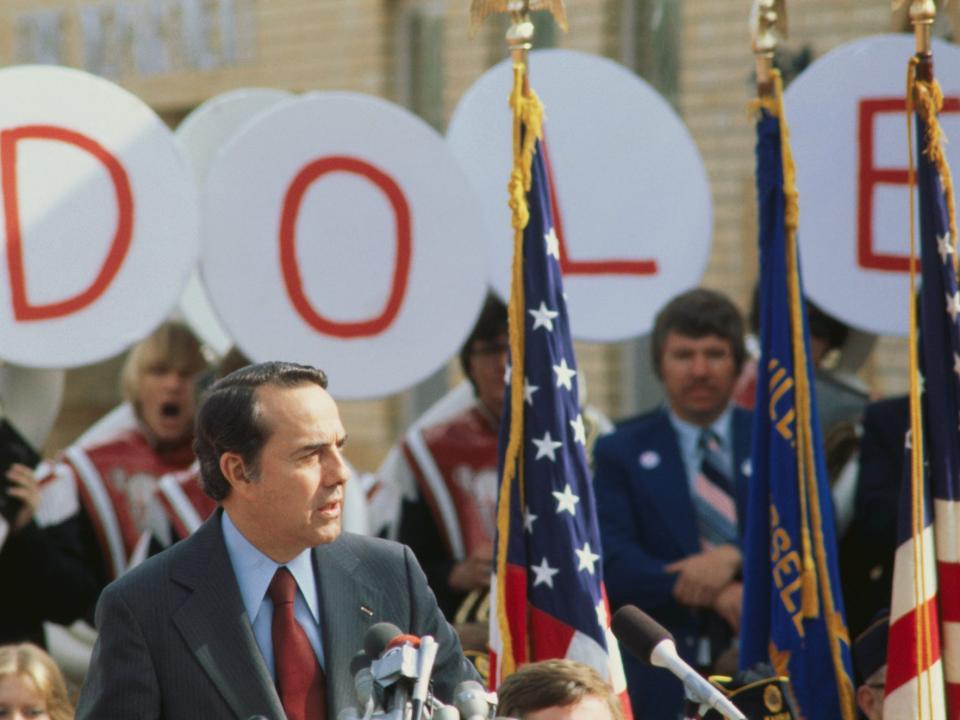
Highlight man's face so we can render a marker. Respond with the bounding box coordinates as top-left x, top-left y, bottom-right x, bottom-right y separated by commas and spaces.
241, 383, 349, 560
659, 331, 738, 426
137, 363, 198, 443
467, 333, 509, 419
525, 695, 613, 720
